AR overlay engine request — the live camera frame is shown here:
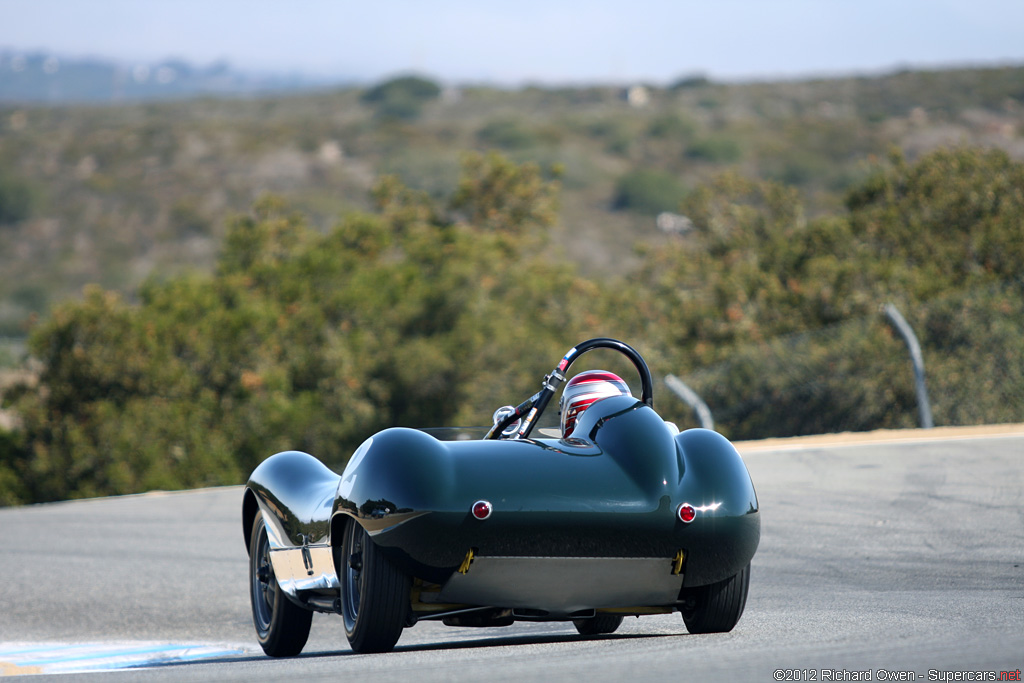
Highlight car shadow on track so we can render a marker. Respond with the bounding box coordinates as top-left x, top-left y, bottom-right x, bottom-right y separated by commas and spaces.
127, 631, 690, 671
321, 630, 686, 658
